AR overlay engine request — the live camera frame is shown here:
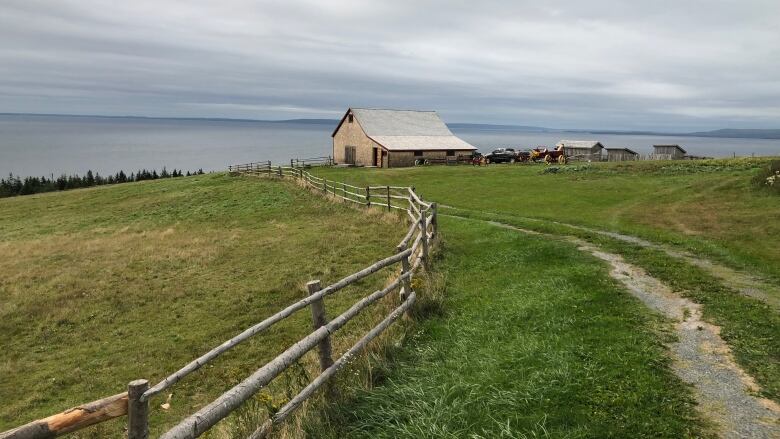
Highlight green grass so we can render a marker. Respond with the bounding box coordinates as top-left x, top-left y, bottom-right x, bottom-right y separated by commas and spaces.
313, 157, 780, 283
310, 216, 710, 438
447, 208, 780, 402
0, 174, 405, 437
